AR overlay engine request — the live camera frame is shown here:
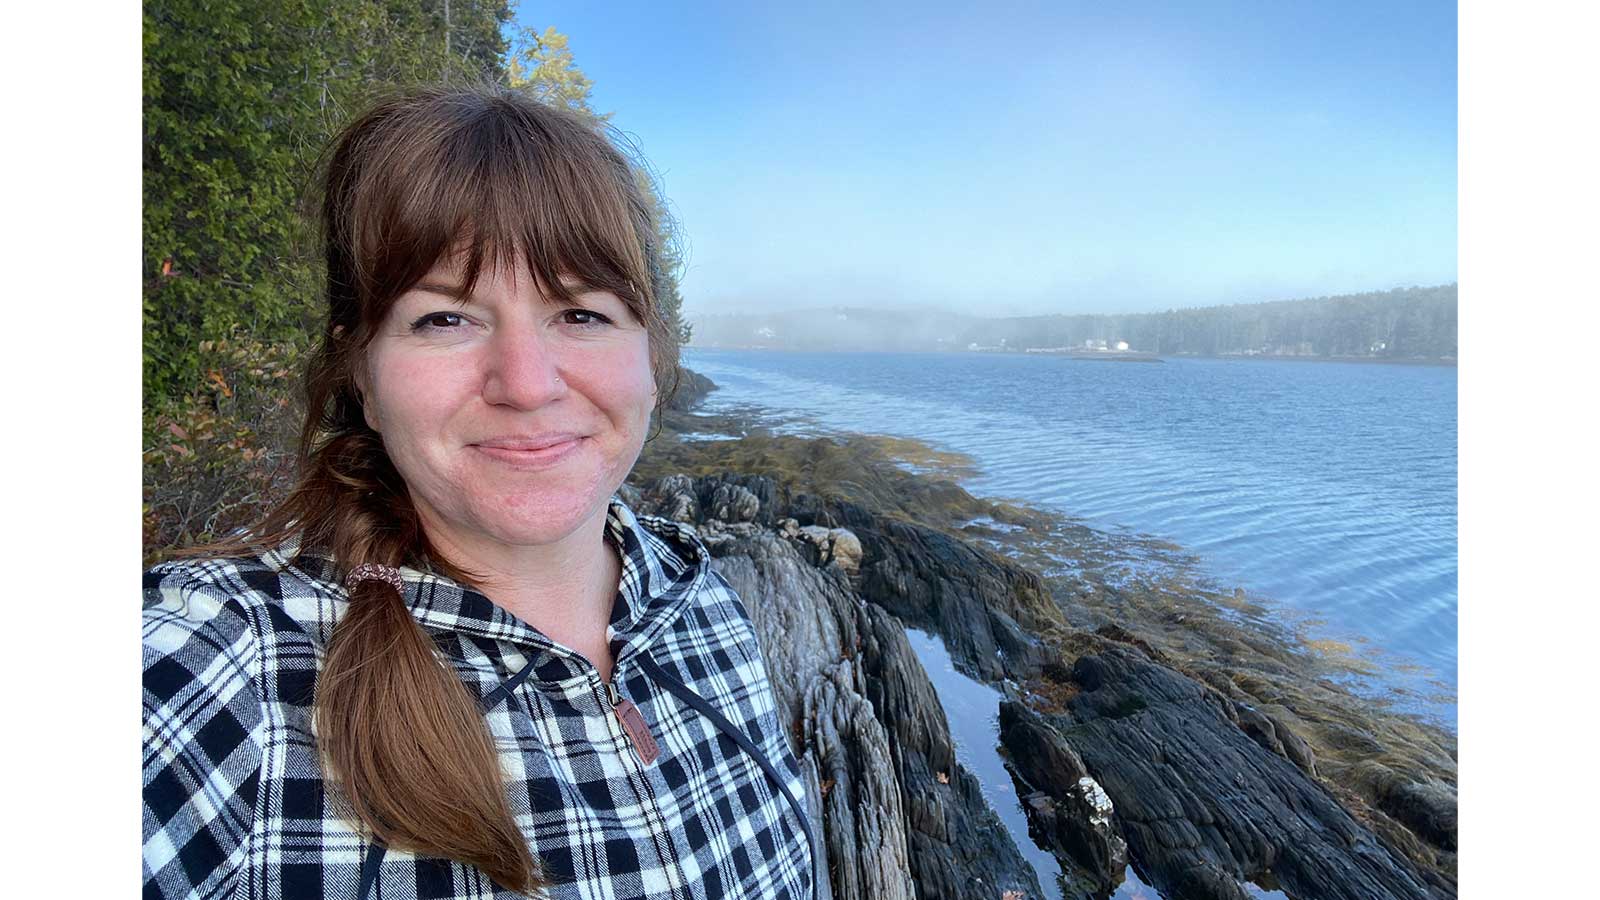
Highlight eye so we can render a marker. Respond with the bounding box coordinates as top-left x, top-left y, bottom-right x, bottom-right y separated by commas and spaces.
410, 311, 465, 332
561, 309, 613, 328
